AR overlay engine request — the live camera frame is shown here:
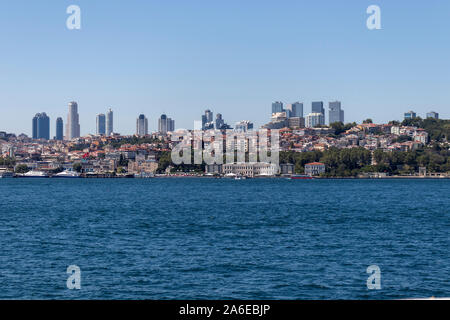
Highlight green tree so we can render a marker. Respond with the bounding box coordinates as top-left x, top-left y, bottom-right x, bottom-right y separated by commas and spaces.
73, 163, 82, 173
15, 164, 29, 174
